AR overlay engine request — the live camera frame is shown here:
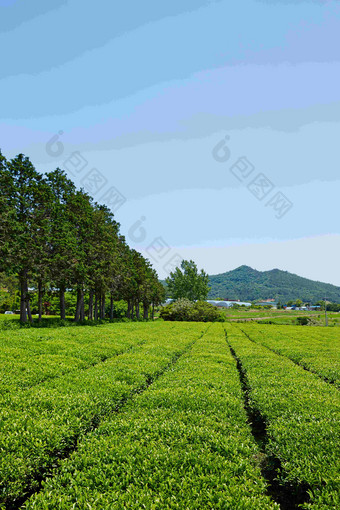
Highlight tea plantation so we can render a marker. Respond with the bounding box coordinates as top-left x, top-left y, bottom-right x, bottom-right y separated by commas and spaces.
0, 321, 339, 509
